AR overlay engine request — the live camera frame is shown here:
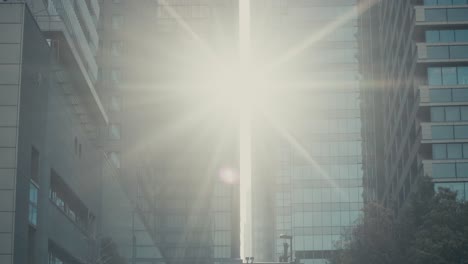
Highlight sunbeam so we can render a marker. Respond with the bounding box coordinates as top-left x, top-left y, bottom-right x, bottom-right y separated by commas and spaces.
263, 0, 379, 74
